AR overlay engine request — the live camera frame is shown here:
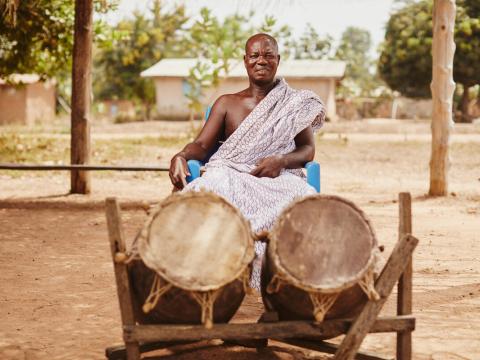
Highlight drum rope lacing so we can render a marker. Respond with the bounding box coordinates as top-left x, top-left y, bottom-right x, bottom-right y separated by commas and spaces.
309, 292, 340, 322
266, 263, 381, 321
116, 232, 142, 264
266, 273, 289, 294
358, 265, 381, 301
189, 290, 220, 329
142, 275, 173, 313
129, 227, 253, 329
140, 267, 253, 329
